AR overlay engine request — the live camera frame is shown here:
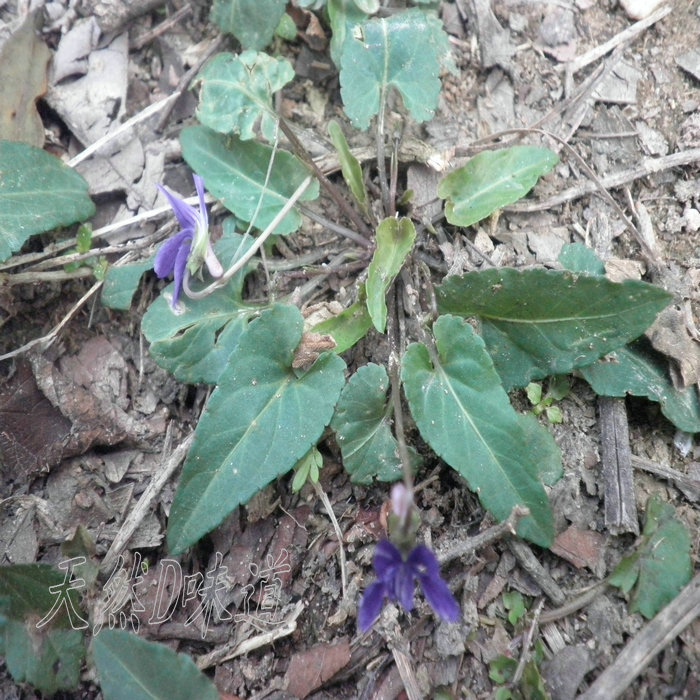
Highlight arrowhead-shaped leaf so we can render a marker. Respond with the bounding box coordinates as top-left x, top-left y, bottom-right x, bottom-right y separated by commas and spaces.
438, 146, 558, 227
366, 217, 416, 332
142, 230, 259, 384
609, 495, 692, 619
312, 296, 373, 353
339, 9, 451, 130
581, 340, 700, 433
180, 126, 319, 234
328, 120, 368, 213
0, 140, 95, 263
210, 0, 286, 50
93, 629, 218, 700
401, 315, 555, 547
196, 51, 294, 141
331, 363, 413, 483
167, 304, 346, 554
436, 268, 672, 390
